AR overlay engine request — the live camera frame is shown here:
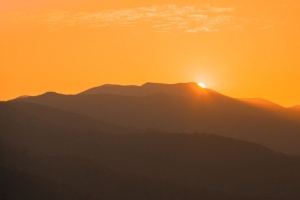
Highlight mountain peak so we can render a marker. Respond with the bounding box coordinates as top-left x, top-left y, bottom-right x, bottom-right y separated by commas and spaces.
79, 82, 210, 97
141, 82, 197, 87
14, 95, 31, 100
41, 92, 60, 96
